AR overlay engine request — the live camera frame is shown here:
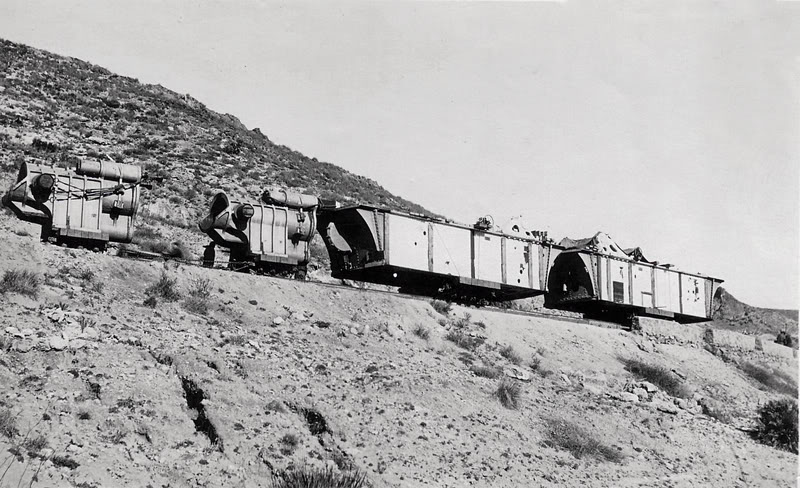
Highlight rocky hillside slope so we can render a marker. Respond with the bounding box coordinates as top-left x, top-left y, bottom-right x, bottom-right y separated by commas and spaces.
712, 288, 798, 339
0, 203, 798, 487
0, 38, 432, 232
